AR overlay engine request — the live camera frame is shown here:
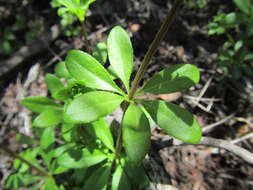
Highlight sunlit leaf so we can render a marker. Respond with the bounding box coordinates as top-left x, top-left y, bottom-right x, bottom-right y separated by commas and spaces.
43, 177, 59, 190
108, 26, 133, 92
57, 148, 107, 168
33, 109, 62, 128
112, 164, 131, 190
138, 64, 200, 95
91, 118, 115, 151
21, 97, 61, 113
54, 61, 72, 79
64, 91, 124, 124
92, 42, 107, 64
122, 103, 151, 164
45, 74, 65, 95
65, 50, 123, 94
141, 100, 202, 143
40, 127, 55, 149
